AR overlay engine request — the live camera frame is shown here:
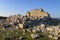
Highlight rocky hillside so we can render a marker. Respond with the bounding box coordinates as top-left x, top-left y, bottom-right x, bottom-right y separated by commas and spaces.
0, 9, 60, 29
0, 9, 60, 40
